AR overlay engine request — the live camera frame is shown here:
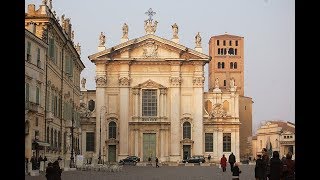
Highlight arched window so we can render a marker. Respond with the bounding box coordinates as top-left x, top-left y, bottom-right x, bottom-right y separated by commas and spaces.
54, 130, 57, 147
222, 62, 225, 69
230, 62, 234, 69
229, 40, 232, 46
217, 40, 220, 46
235, 48, 238, 55
223, 100, 229, 112
224, 48, 227, 55
218, 62, 221, 69
109, 121, 117, 139
234, 62, 237, 69
224, 80, 226, 86
183, 122, 191, 139
218, 48, 220, 55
